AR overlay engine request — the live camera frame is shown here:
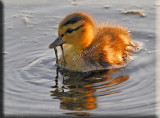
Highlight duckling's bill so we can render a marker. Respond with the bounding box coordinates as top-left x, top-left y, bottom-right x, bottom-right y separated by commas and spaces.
49, 36, 65, 48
